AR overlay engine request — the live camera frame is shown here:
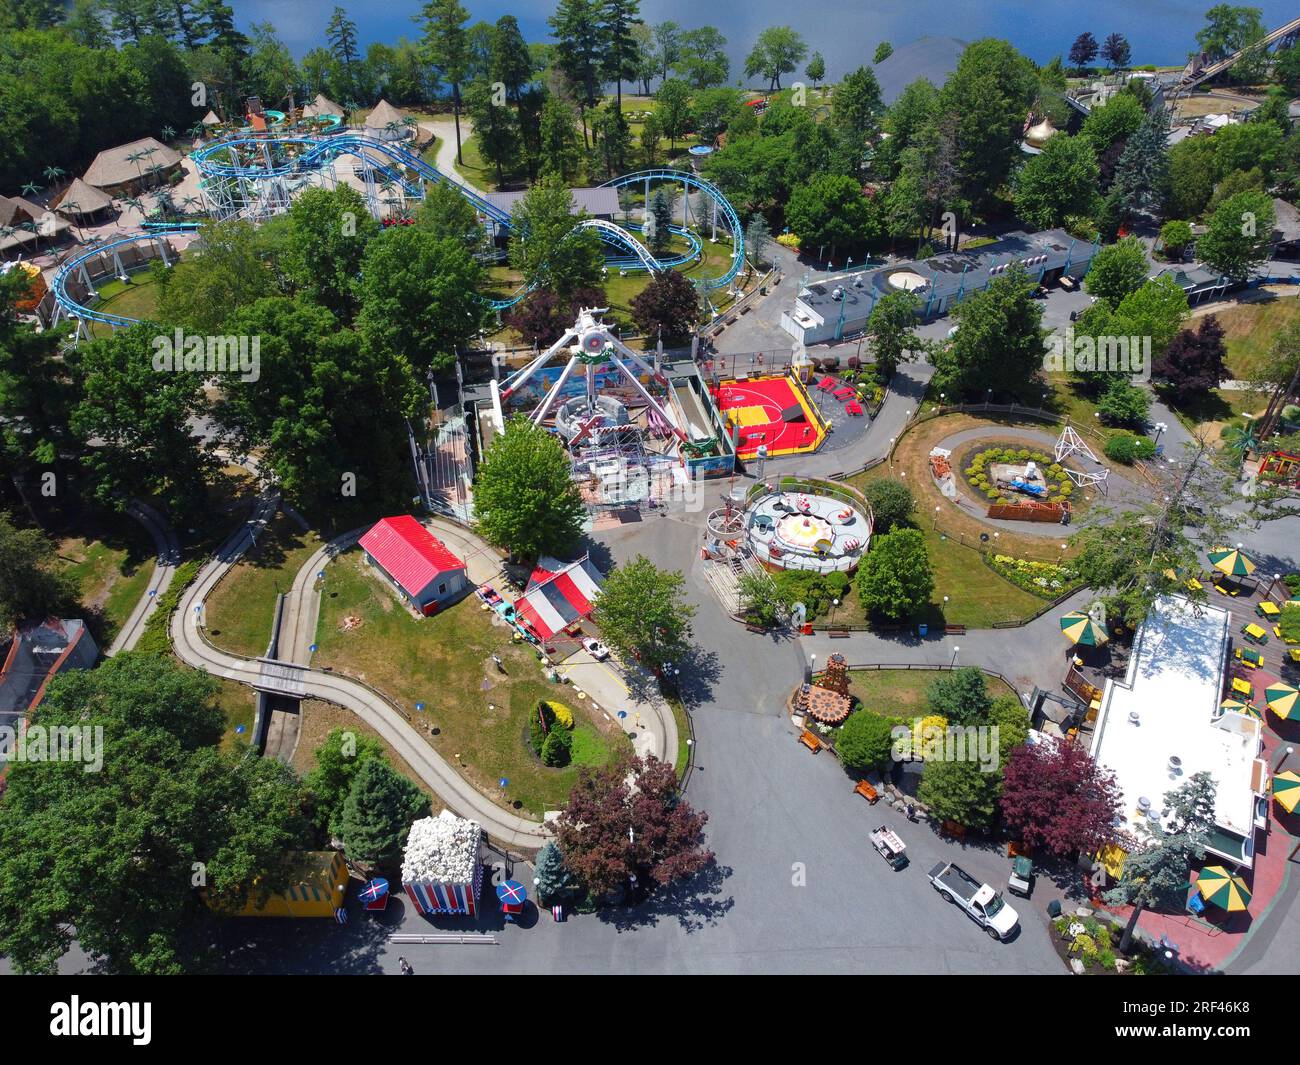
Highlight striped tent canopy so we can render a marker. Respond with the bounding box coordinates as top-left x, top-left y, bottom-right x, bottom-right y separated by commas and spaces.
1207, 547, 1256, 577
1266, 682, 1300, 720
1195, 865, 1252, 912
1060, 611, 1108, 647
513, 555, 605, 641
1272, 770, 1300, 814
